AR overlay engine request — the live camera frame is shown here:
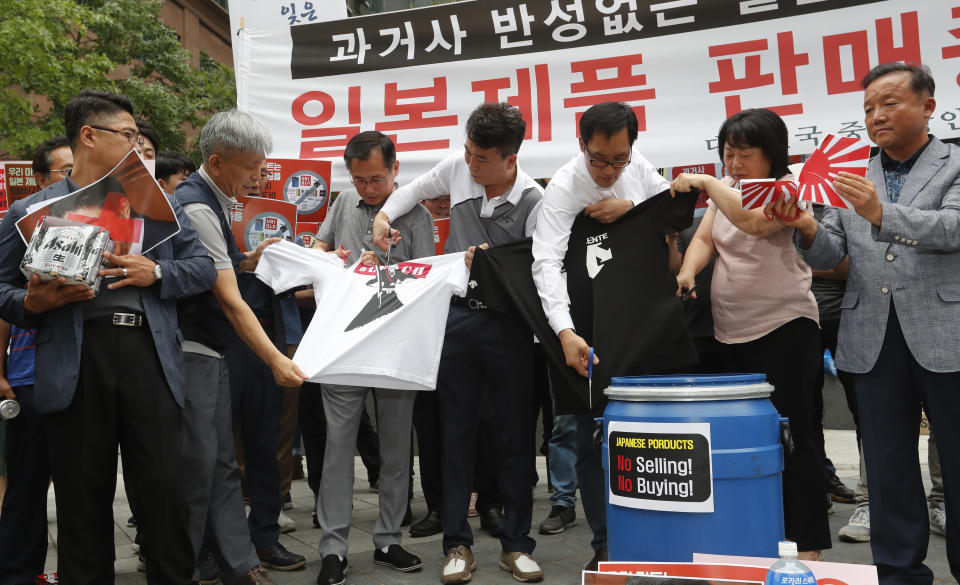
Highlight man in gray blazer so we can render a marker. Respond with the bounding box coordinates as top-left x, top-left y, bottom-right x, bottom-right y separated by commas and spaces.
0, 90, 217, 585
775, 63, 960, 585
